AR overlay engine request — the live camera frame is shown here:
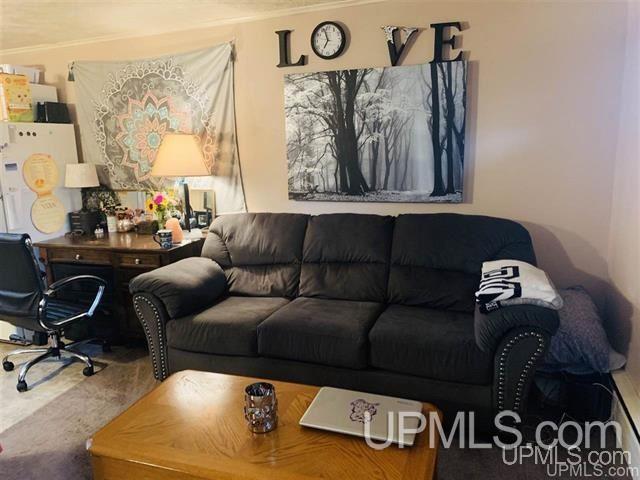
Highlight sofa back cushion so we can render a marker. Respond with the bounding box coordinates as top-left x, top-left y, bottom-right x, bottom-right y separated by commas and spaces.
202, 213, 309, 297
388, 214, 536, 312
299, 213, 394, 302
